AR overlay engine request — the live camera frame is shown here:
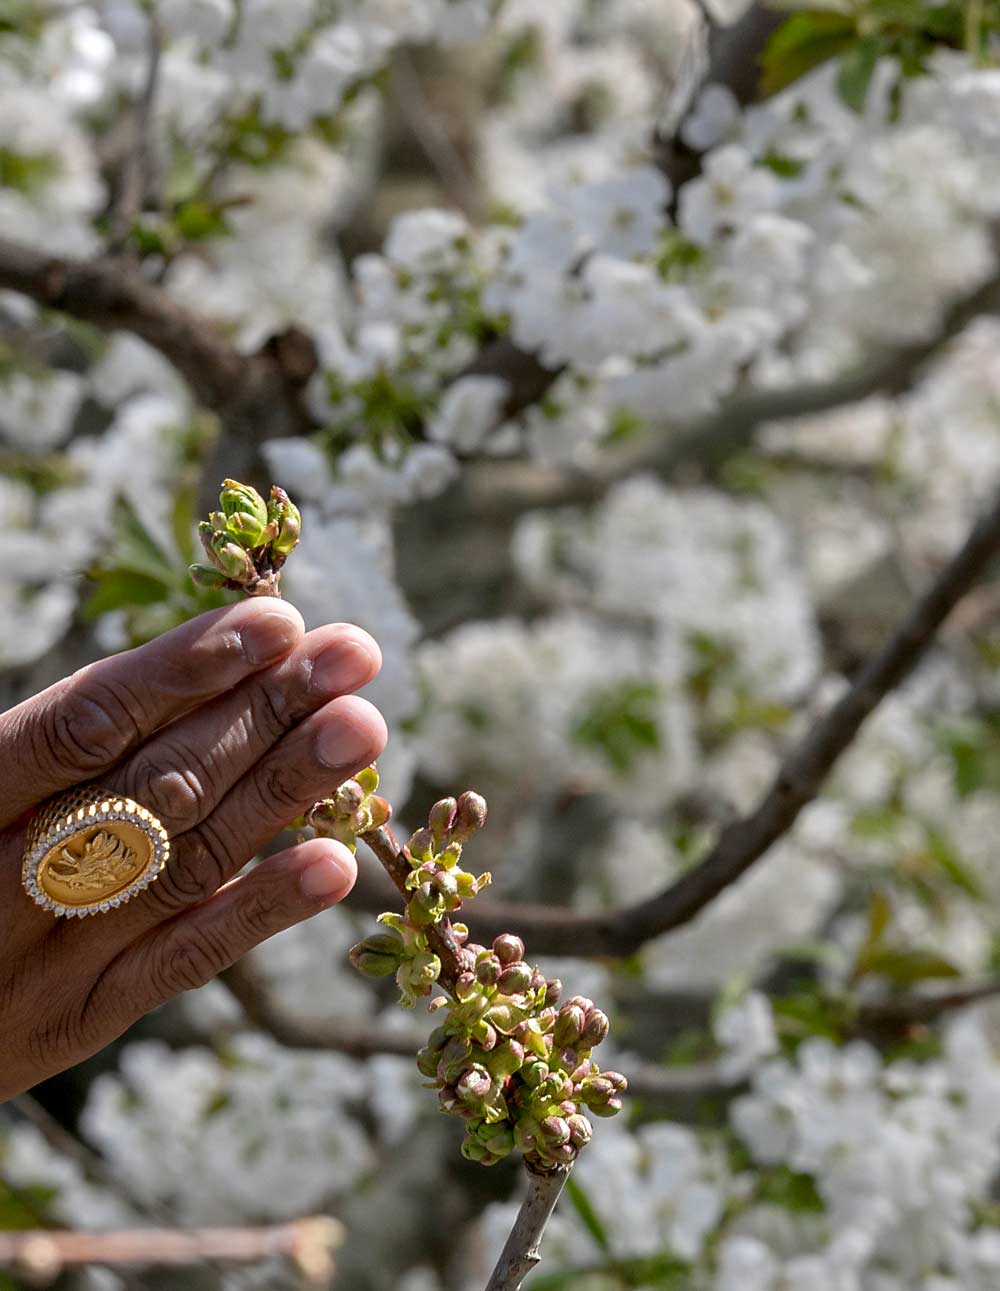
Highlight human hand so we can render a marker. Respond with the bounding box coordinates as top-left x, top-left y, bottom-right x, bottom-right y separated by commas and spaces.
0, 598, 386, 1100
